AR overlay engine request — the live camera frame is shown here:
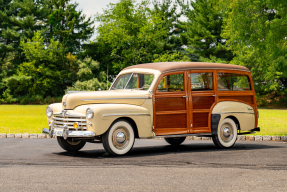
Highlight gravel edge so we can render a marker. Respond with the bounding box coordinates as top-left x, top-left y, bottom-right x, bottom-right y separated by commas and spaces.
0, 134, 286, 141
